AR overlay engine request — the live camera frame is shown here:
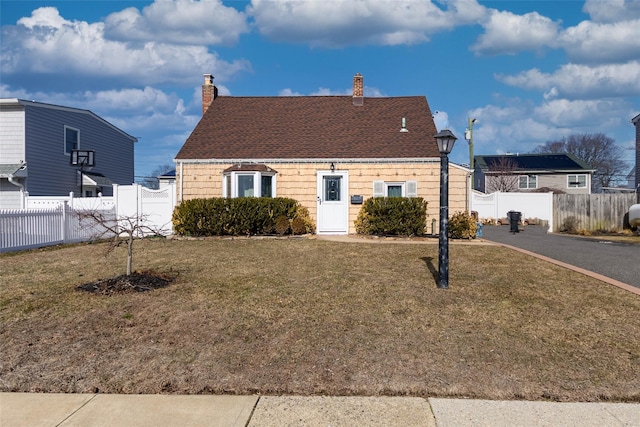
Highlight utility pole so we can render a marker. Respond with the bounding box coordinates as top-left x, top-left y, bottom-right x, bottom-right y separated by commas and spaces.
465, 118, 477, 188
